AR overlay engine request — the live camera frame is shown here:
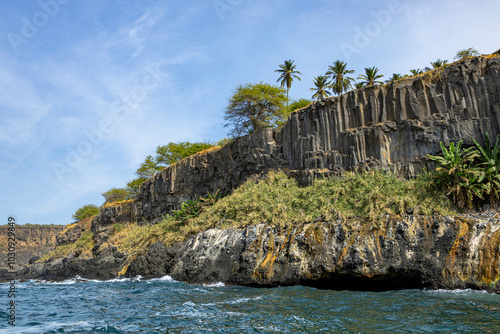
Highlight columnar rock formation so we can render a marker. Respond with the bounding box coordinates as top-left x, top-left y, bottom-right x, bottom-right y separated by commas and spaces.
14, 54, 500, 290
281, 54, 500, 176
92, 54, 500, 236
